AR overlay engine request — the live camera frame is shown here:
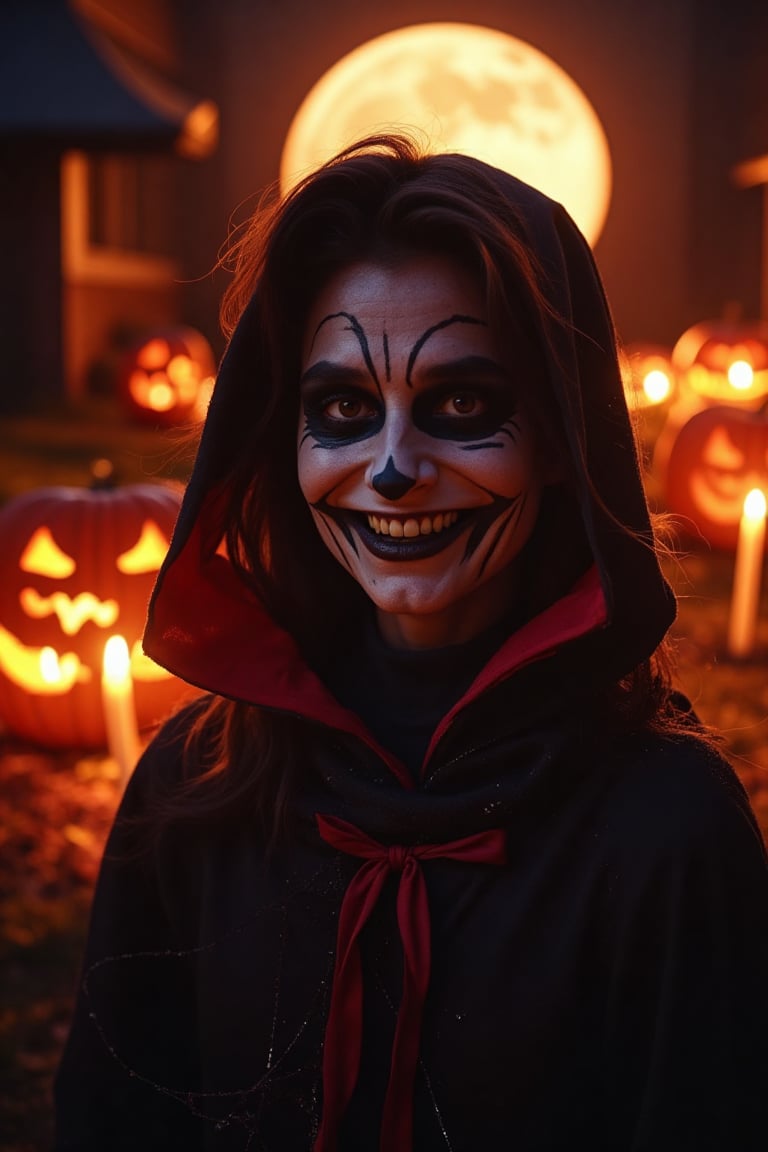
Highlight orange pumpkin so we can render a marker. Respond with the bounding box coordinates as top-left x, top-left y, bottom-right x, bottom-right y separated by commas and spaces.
664, 402, 768, 549
672, 316, 768, 406
119, 326, 216, 427
0, 471, 196, 748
